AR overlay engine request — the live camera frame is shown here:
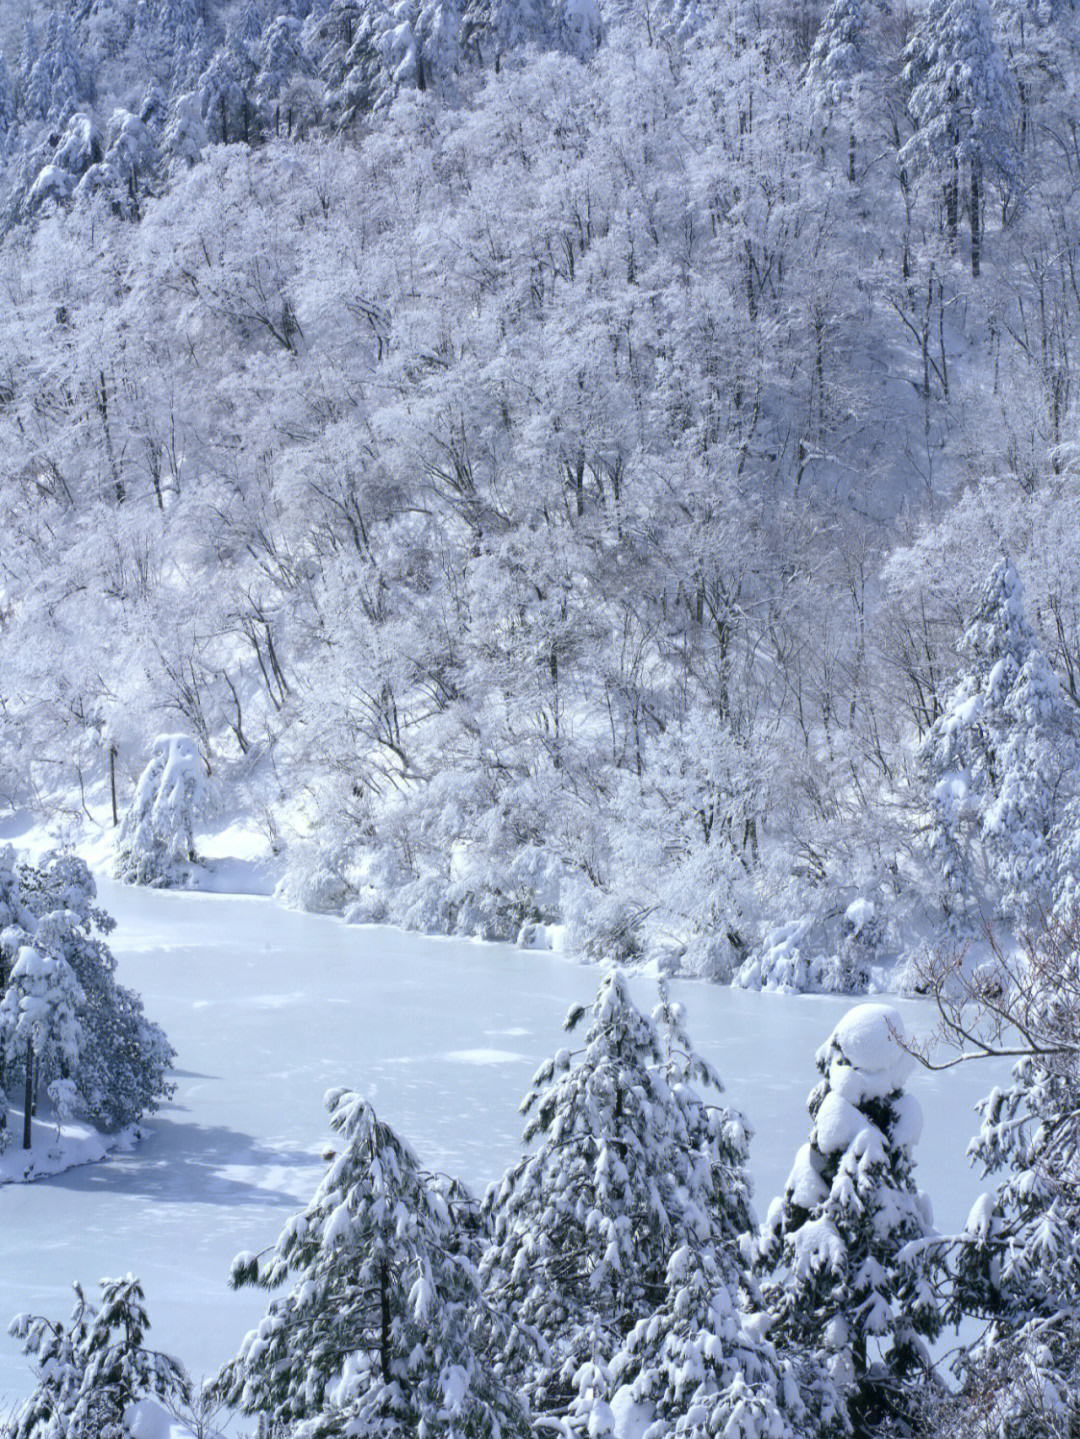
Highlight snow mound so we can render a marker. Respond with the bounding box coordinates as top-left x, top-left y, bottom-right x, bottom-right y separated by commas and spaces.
813, 1091, 866, 1154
